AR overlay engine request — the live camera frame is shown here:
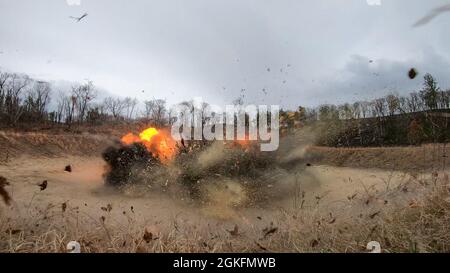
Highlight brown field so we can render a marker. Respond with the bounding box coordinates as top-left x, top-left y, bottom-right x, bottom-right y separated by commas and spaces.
0, 131, 449, 253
